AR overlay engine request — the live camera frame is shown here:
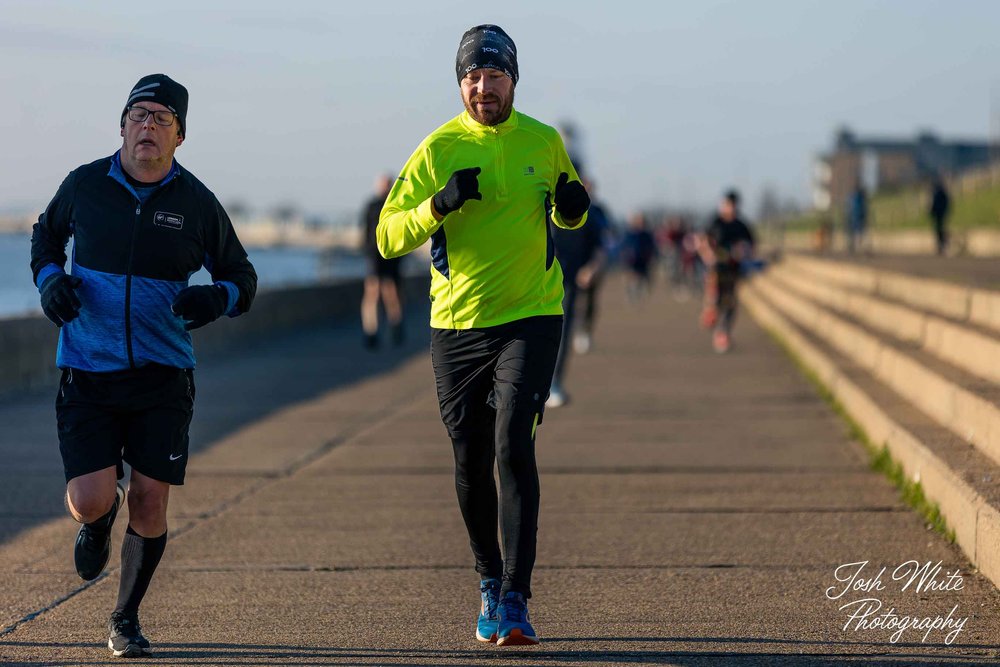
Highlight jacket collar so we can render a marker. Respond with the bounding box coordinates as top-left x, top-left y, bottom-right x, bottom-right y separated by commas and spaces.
108, 150, 180, 200
459, 108, 519, 136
